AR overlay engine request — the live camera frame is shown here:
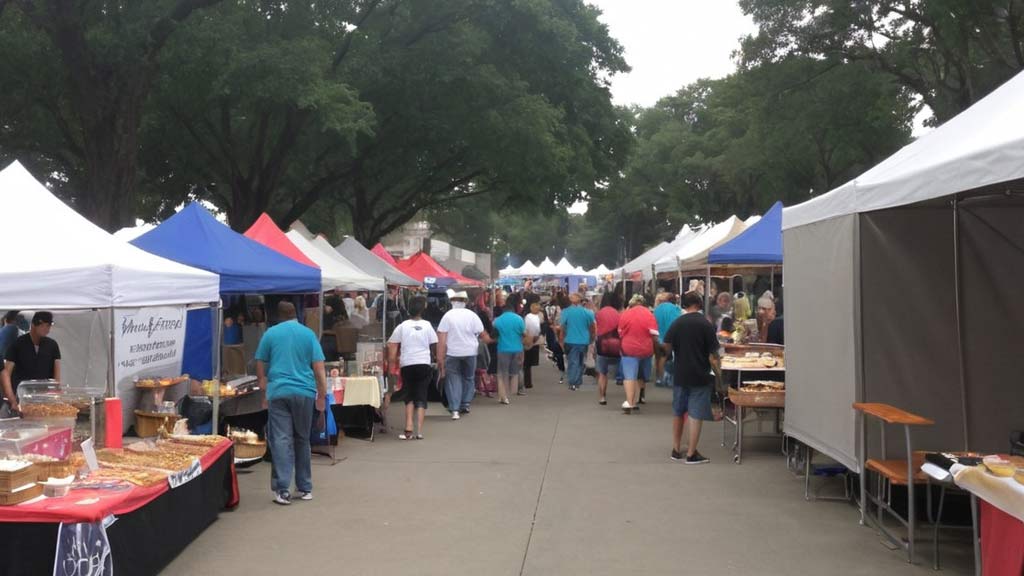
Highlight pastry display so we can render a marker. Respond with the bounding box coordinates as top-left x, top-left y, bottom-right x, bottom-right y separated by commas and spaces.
982, 455, 1015, 477
228, 428, 260, 444
135, 376, 189, 388
20, 402, 80, 418
738, 381, 785, 392
84, 467, 169, 487
166, 433, 227, 447
97, 448, 197, 473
